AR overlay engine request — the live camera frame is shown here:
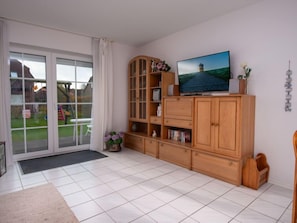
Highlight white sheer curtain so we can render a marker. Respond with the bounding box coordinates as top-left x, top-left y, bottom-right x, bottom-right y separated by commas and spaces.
90, 38, 113, 151
0, 20, 12, 165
